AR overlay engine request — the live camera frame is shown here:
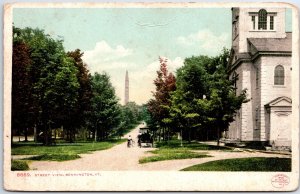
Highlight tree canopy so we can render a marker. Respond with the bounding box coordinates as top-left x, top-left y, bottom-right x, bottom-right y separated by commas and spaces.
12, 26, 247, 146
13, 27, 80, 144
12, 27, 142, 144
146, 49, 248, 143
89, 72, 122, 141
147, 57, 176, 140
